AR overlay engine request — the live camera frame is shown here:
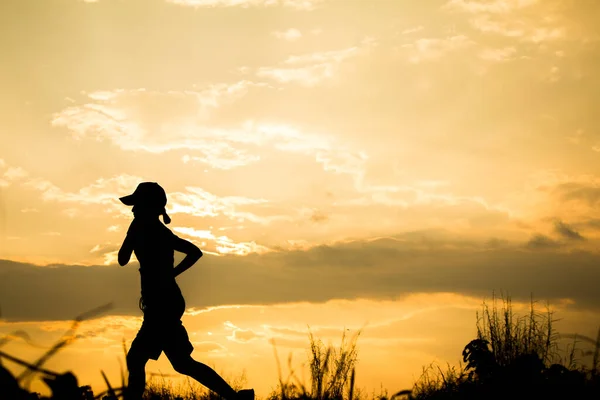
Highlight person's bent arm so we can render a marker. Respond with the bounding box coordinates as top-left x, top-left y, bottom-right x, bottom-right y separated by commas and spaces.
172, 236, 203, 278
118, 234, 134, 266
